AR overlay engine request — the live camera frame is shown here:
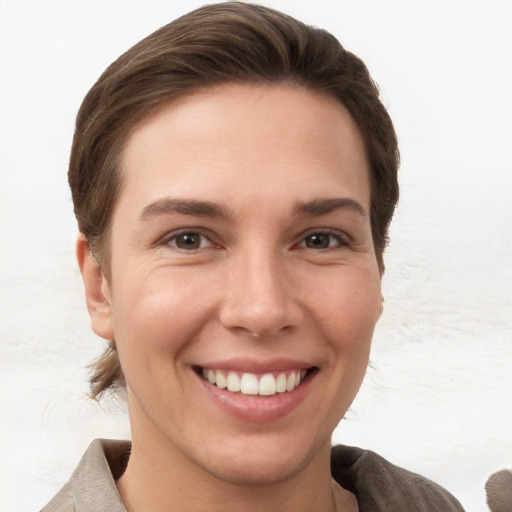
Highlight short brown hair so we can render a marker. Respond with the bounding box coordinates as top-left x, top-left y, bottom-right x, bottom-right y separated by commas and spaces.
69, 1, 399, 399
